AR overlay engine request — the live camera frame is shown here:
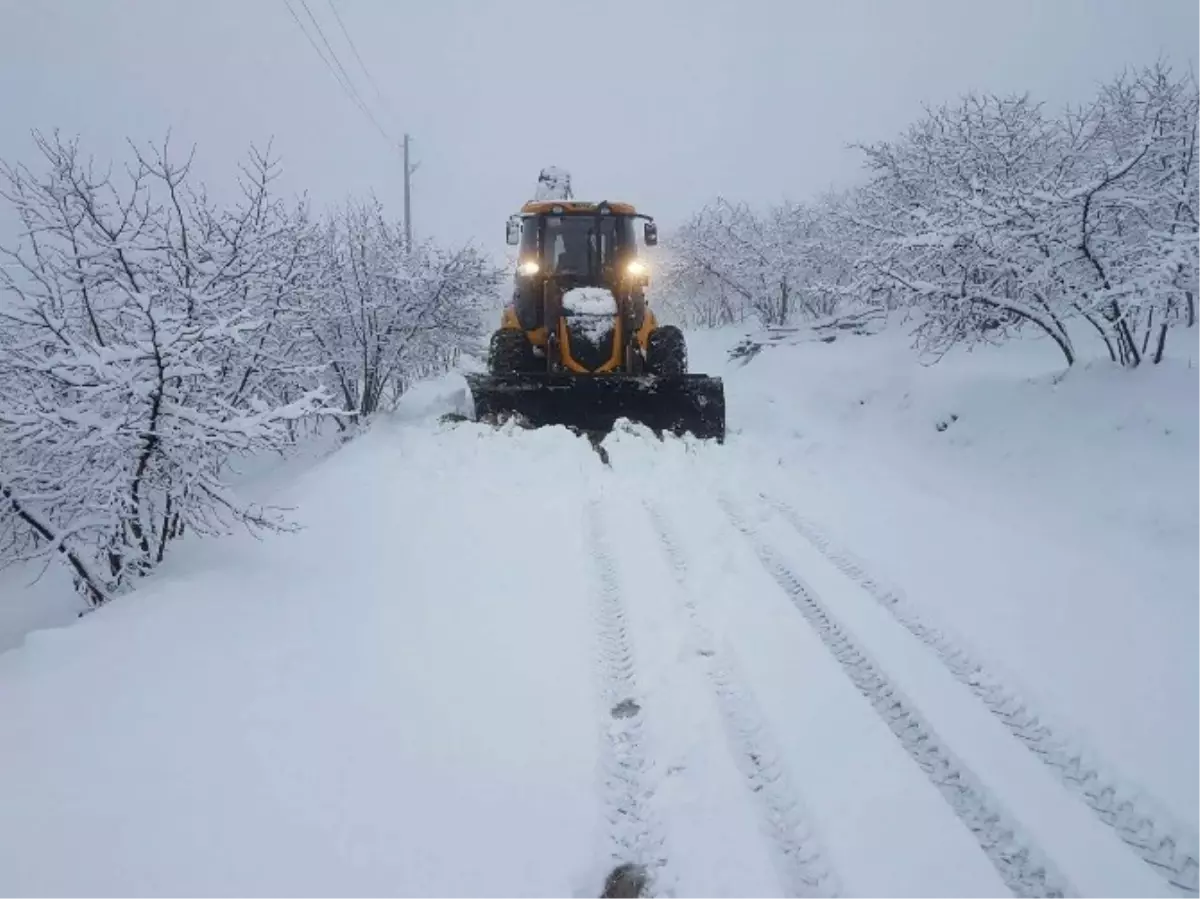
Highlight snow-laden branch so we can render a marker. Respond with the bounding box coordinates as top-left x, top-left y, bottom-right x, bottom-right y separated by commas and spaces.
657, 61, 1197, 367
0, 132, 501, 607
